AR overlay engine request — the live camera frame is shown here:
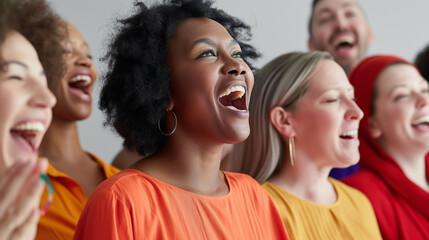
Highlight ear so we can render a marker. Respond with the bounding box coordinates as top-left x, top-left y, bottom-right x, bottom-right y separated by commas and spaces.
367, 28, 374, 45
167, 99, 175, 112
369, 117, 382, 138
270, 106, 295, 137
308, 38, 315, 51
